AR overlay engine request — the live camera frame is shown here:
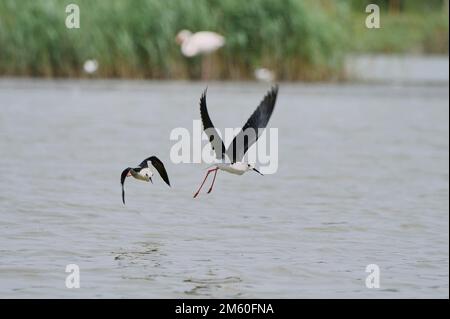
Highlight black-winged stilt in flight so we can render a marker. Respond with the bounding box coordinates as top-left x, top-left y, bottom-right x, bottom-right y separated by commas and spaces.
193, 86, 278, 198
120, 156, 171, 204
